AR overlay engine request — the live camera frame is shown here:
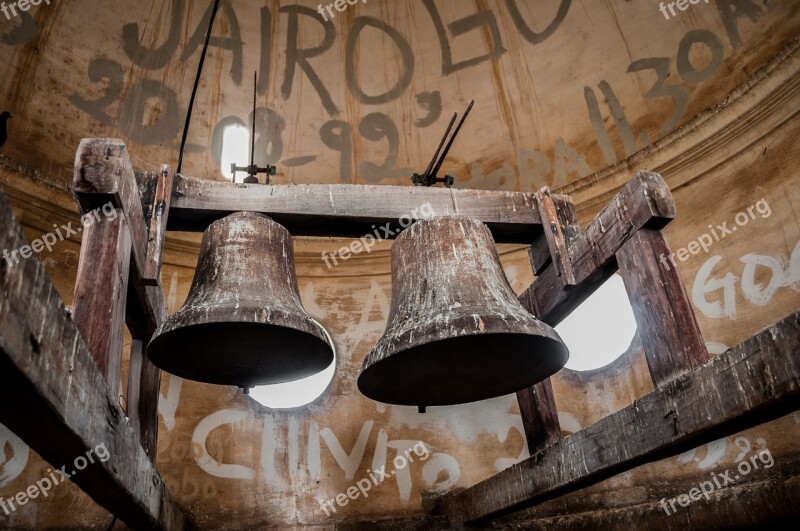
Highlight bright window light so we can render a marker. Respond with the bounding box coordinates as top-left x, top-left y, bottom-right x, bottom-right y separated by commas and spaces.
220, 124, 250, 182
556, 273, 637, 371
248, 321, 336, 409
